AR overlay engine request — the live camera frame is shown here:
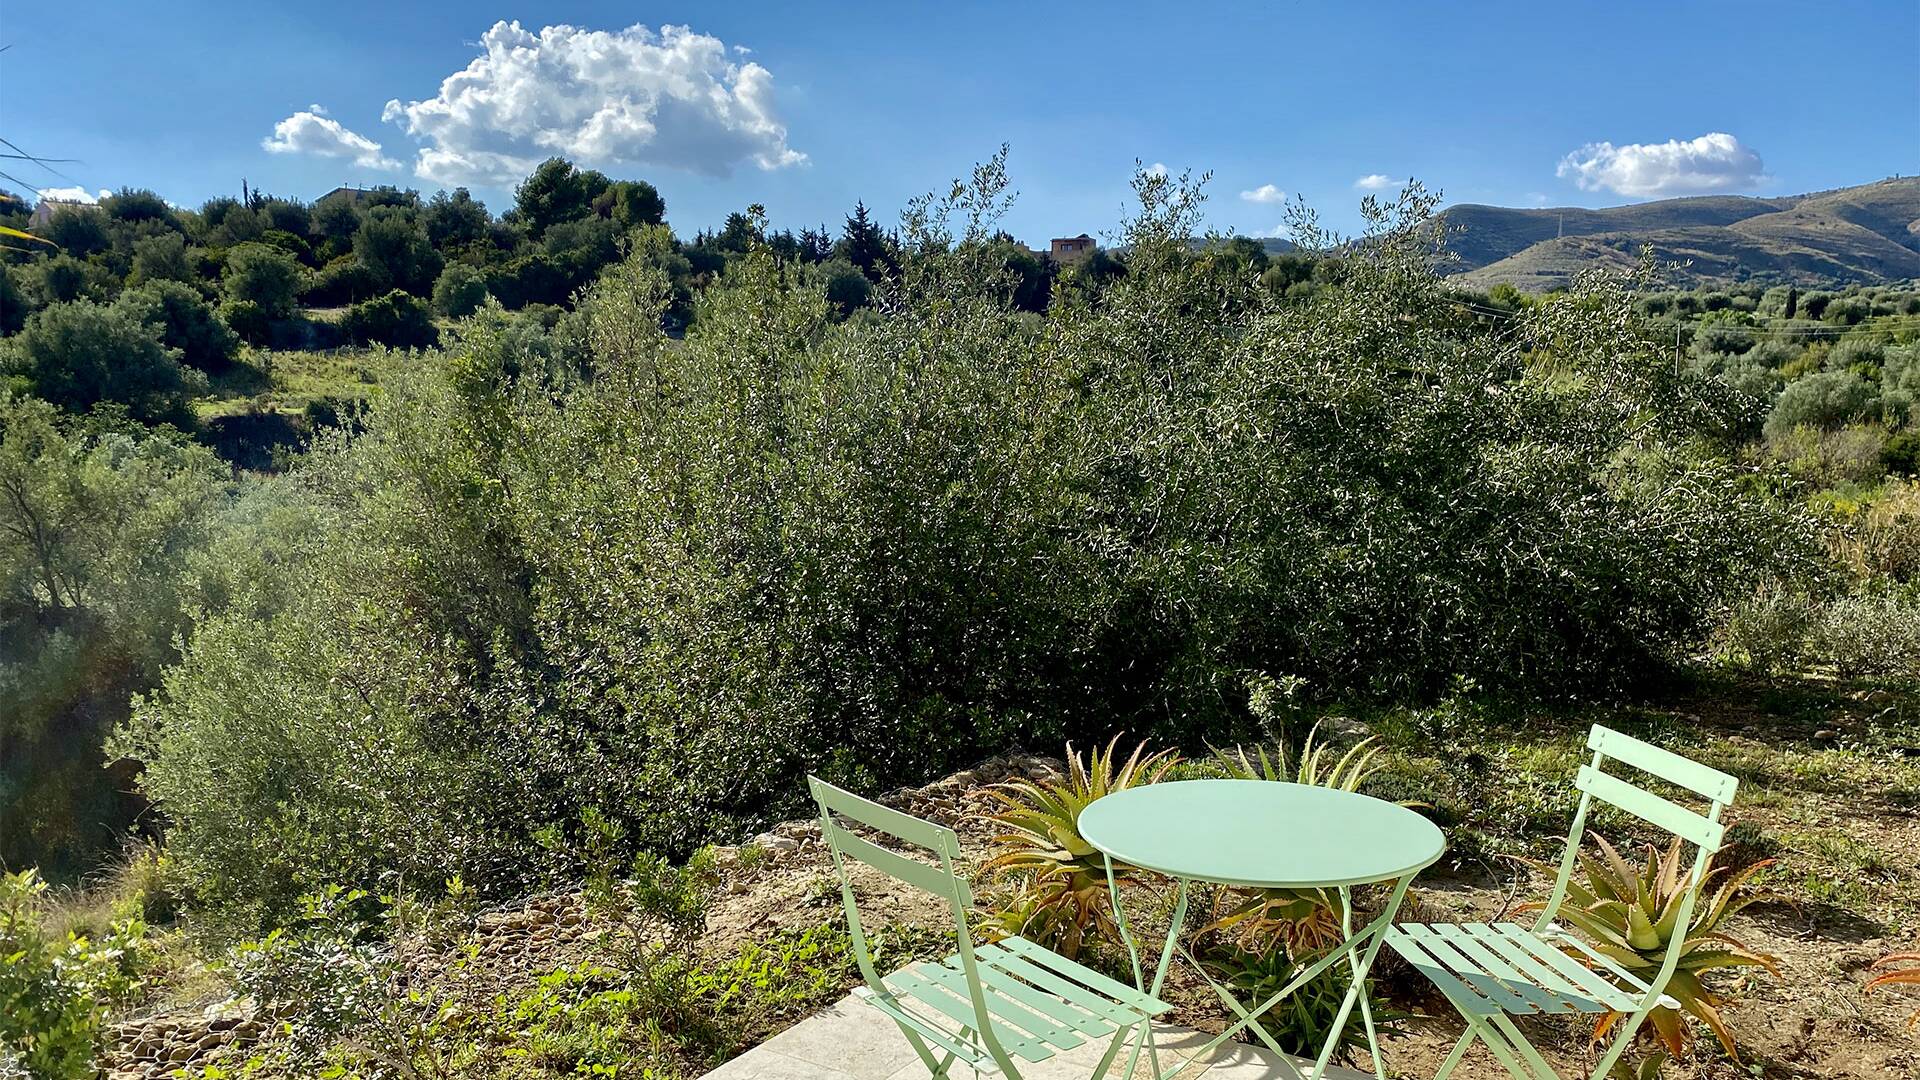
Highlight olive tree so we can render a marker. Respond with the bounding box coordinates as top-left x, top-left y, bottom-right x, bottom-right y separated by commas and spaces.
1, 301, 203, 424
222, 243, 302, 319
